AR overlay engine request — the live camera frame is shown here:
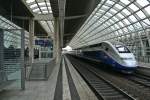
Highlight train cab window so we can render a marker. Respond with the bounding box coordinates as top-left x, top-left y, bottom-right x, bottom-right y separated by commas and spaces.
90, 44, 99, 48
99, 43, 102, 46
105, 48, 109, 51
116, 45, 130, 53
